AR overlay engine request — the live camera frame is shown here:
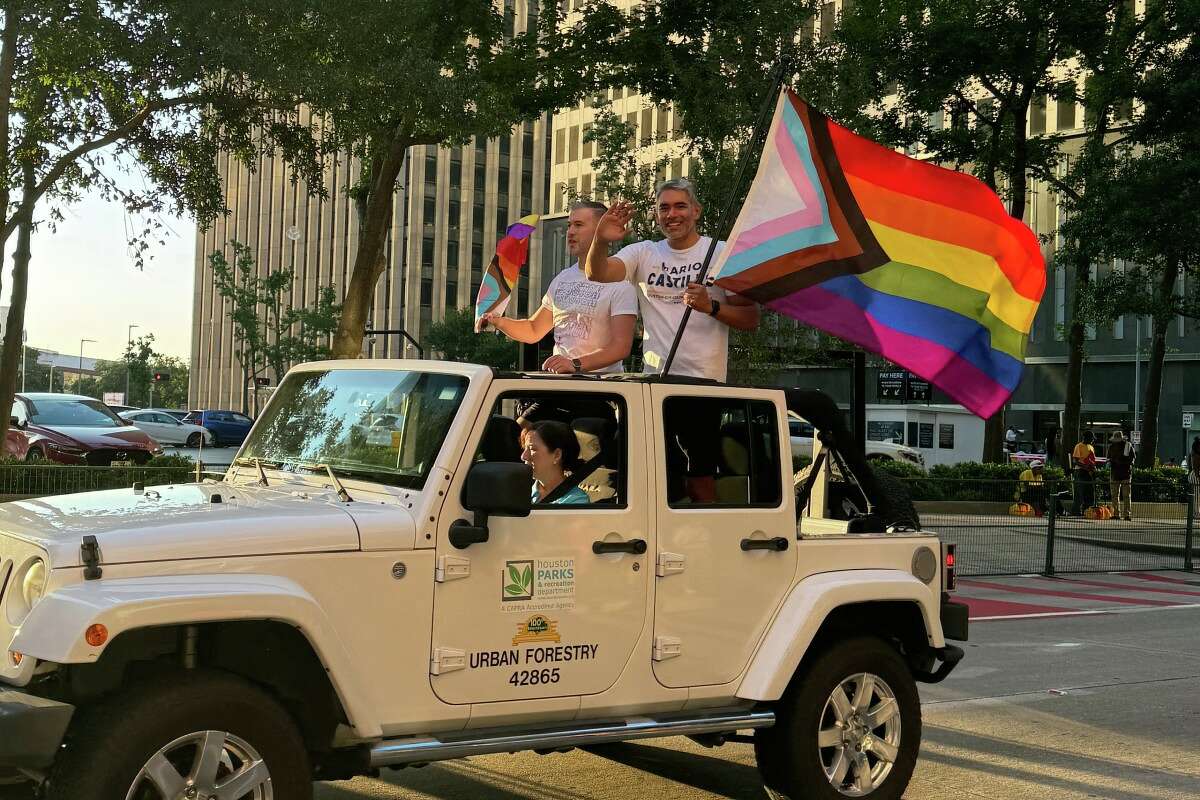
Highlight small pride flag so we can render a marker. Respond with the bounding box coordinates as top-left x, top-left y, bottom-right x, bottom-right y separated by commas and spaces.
474, 214, 539, 333
711, 90, 1045, 418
